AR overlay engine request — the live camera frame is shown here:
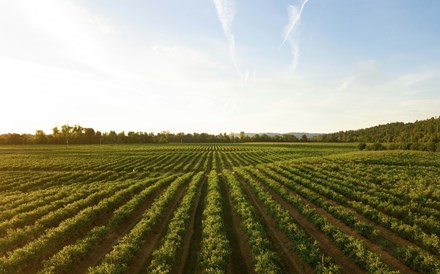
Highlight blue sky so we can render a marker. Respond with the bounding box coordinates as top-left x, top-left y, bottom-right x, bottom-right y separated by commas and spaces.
1, 0, 439, 134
